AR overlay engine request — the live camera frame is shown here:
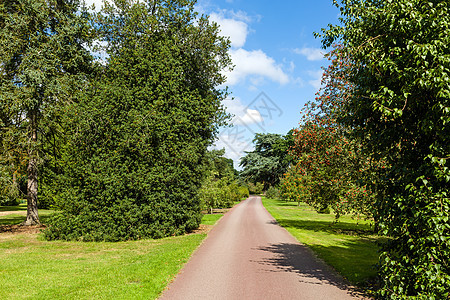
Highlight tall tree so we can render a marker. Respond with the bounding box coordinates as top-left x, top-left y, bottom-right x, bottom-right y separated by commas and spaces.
0, 0, 93, 224
240, 132, 293, 190
44, 0, 232, 241
283, 46, 376, 218
319, 0, 450, 297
